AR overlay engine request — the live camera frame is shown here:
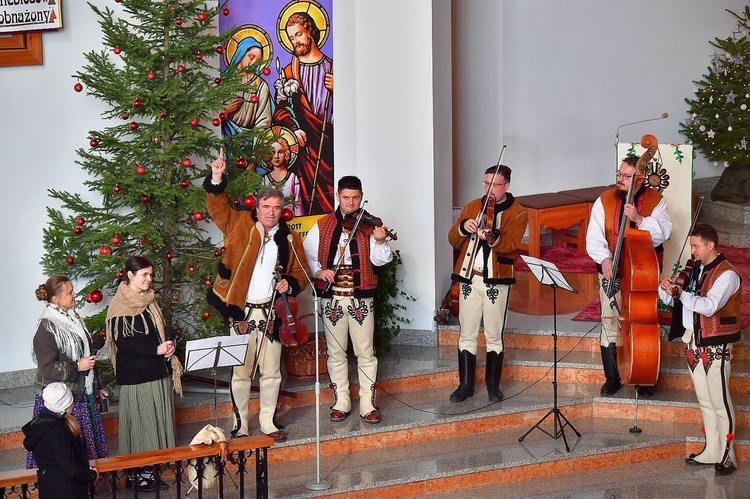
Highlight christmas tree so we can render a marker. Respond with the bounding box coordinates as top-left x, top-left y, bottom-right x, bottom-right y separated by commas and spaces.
681, 5, 750, 203
41, 0, 269, 347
